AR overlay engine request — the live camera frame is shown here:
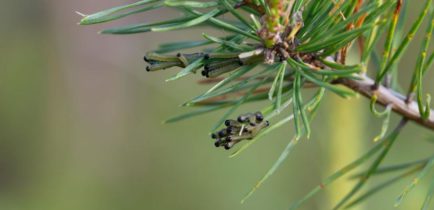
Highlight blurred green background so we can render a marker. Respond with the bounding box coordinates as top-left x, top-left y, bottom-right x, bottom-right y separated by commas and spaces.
1, 1, 434, 210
